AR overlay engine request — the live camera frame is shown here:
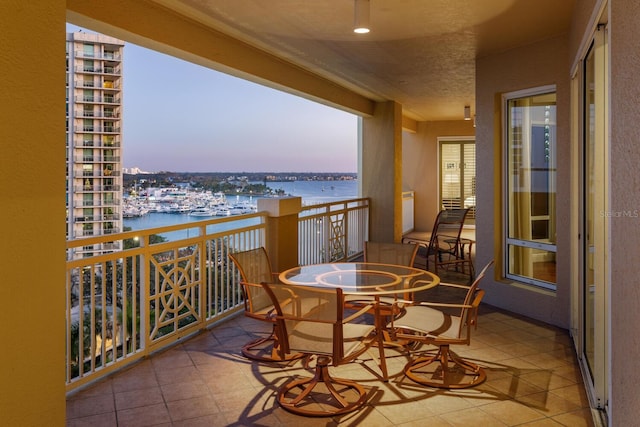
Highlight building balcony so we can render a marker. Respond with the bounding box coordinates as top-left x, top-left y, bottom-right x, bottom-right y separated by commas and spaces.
73, 80, 122, 90
76, 228, 121, 238
74, 140, 121, 149
74, 96, 121, 105
75, 169, 121, 178
73, 214, 121, 223
63, 198, 592, 425
76, 126, 121, 134
73, 185, 121, 193
73, 156, 121, 163
73, 50, 122, 61
75, 111, 121, 119
101, 227, 120, 234
73, 199, 120, 208
74, 66, 122, 75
